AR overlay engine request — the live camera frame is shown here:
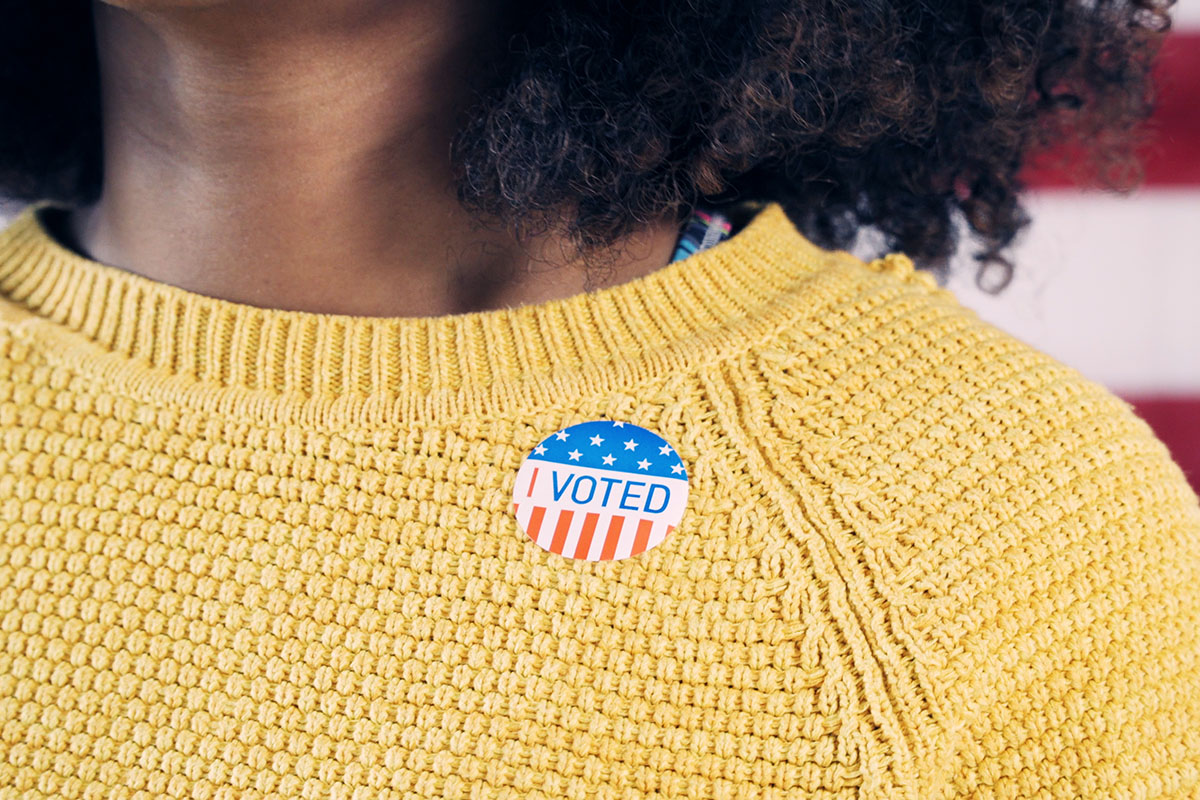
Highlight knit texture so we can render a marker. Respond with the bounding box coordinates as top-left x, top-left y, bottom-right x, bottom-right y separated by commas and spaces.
0, 200, 1197, 799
